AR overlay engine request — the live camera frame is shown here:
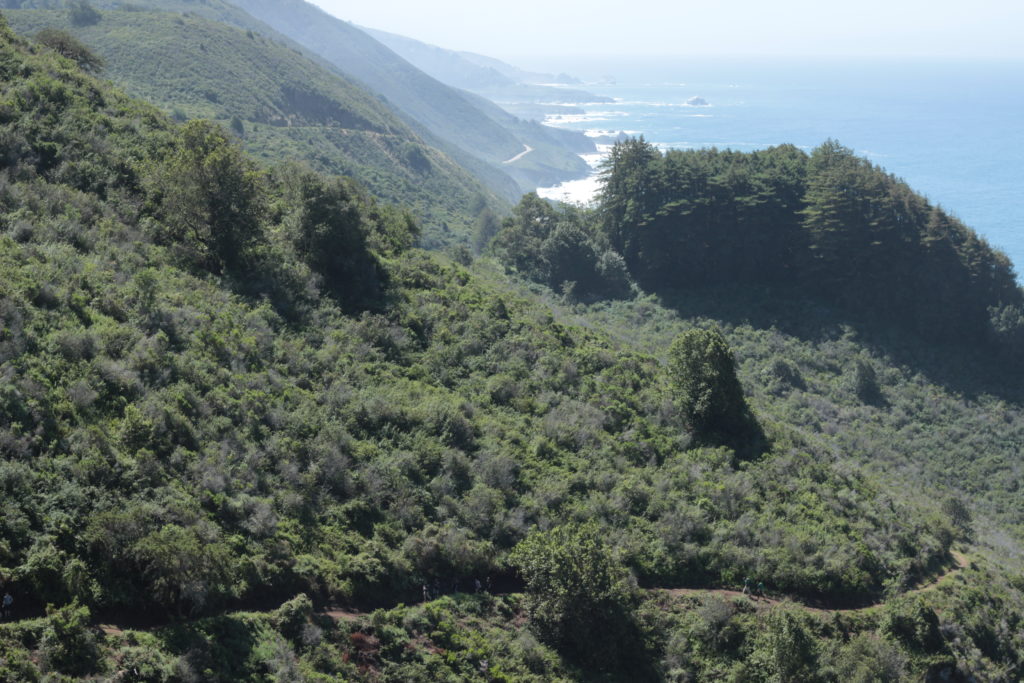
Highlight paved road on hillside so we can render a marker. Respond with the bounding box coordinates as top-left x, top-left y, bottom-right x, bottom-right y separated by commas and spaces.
502, 144, 533, 164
